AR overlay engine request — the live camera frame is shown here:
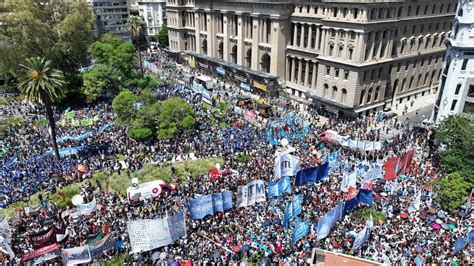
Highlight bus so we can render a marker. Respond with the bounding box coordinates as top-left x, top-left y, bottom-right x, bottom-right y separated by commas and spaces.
192, 75, 214, 104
